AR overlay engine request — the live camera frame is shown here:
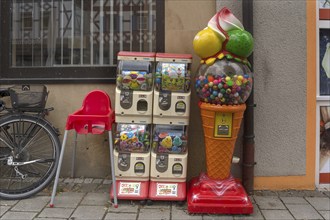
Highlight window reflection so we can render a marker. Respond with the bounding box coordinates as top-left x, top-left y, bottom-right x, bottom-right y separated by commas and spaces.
11, 0, 156, 67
